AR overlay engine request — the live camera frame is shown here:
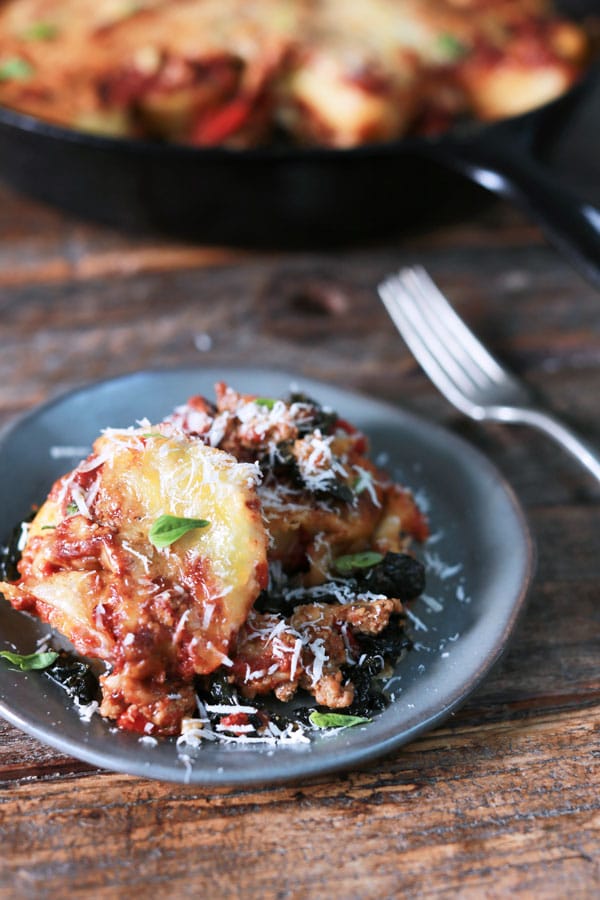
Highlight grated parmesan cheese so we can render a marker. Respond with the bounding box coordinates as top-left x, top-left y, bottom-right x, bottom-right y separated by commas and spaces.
404, 608, 428, 632
424, 551, 463, 581
49, 445, 90, 460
